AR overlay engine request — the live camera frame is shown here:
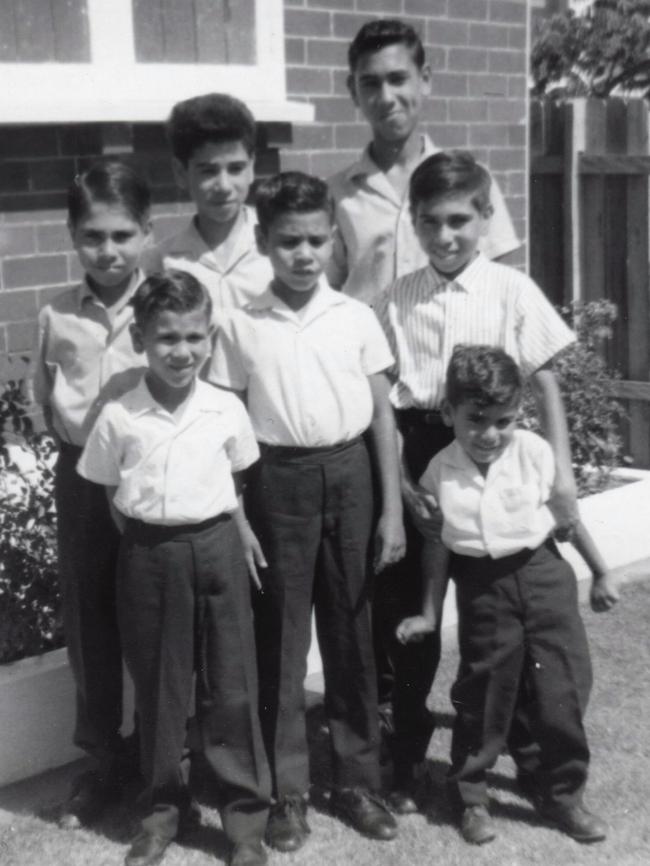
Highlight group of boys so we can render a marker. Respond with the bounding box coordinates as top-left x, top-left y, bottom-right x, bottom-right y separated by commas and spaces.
33, 18, 618, 866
